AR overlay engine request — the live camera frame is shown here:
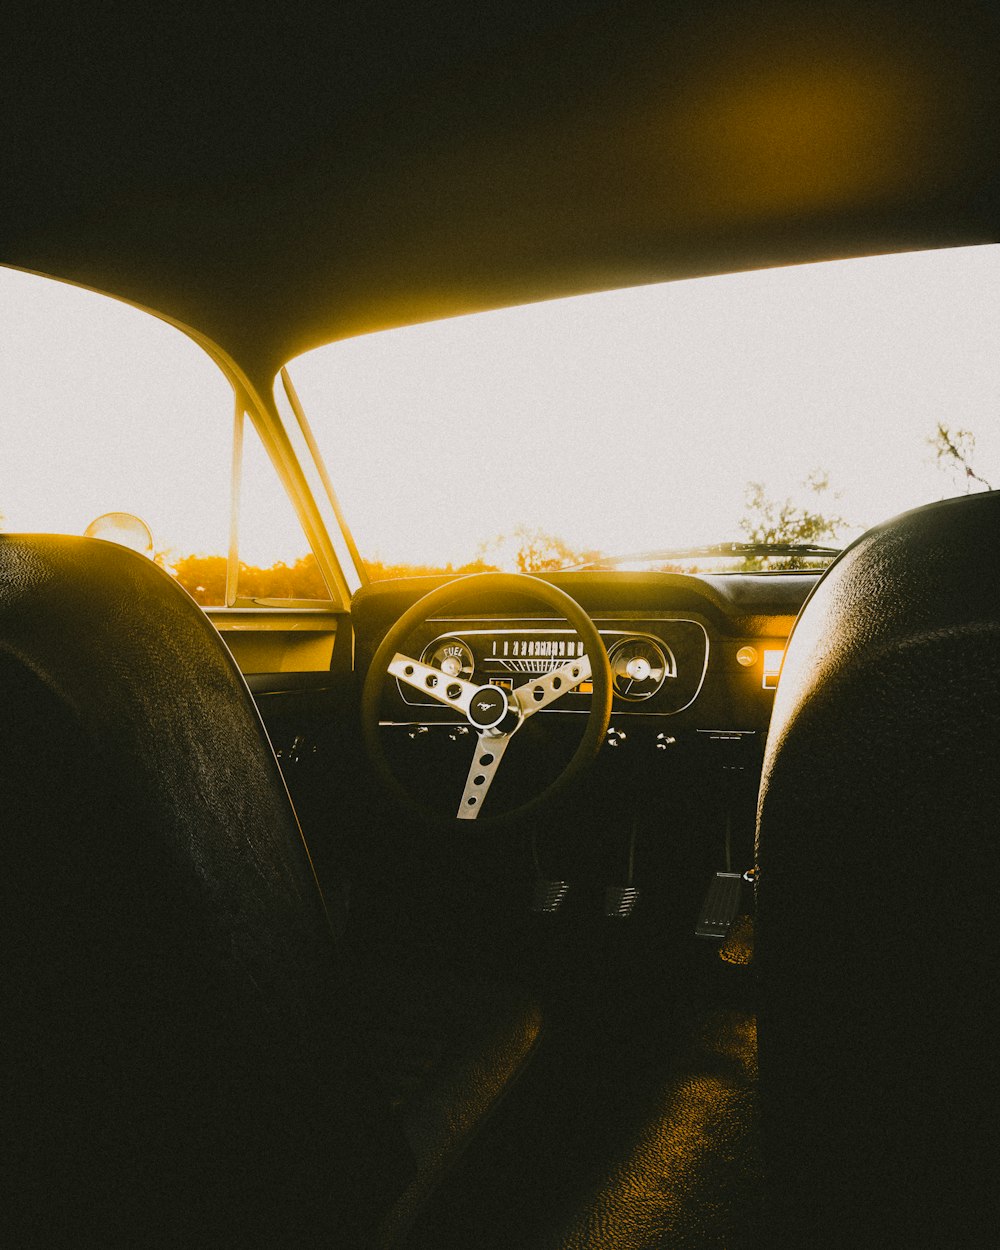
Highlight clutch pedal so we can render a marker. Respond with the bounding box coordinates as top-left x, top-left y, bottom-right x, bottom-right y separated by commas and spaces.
531, 879, 570, 913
